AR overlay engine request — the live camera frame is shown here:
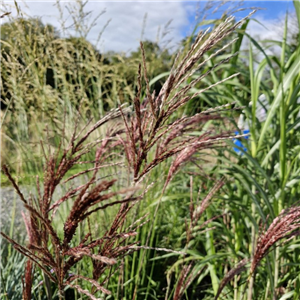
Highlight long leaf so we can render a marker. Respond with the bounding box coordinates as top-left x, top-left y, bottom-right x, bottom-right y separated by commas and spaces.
257, 55, 300, 151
